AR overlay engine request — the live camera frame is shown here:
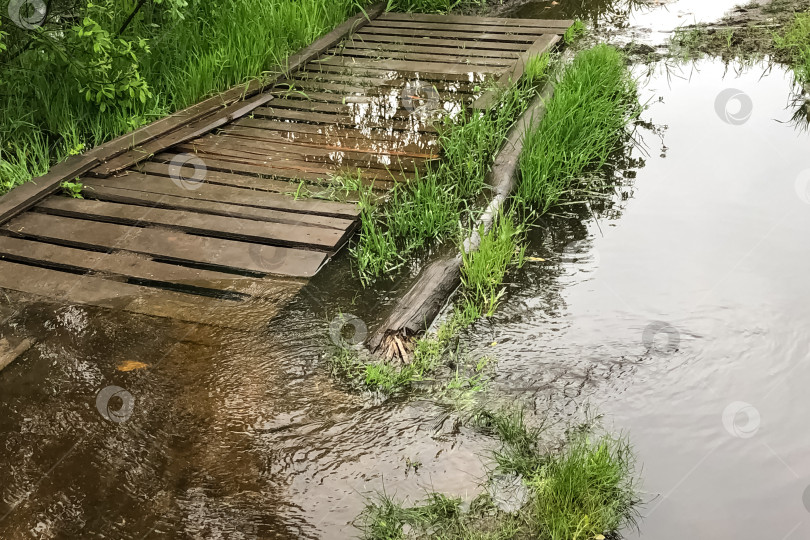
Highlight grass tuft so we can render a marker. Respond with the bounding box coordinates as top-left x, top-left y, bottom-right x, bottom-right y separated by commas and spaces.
775, 11, 810, 85
358, 411, 639, 540
516, 44, 639, 213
